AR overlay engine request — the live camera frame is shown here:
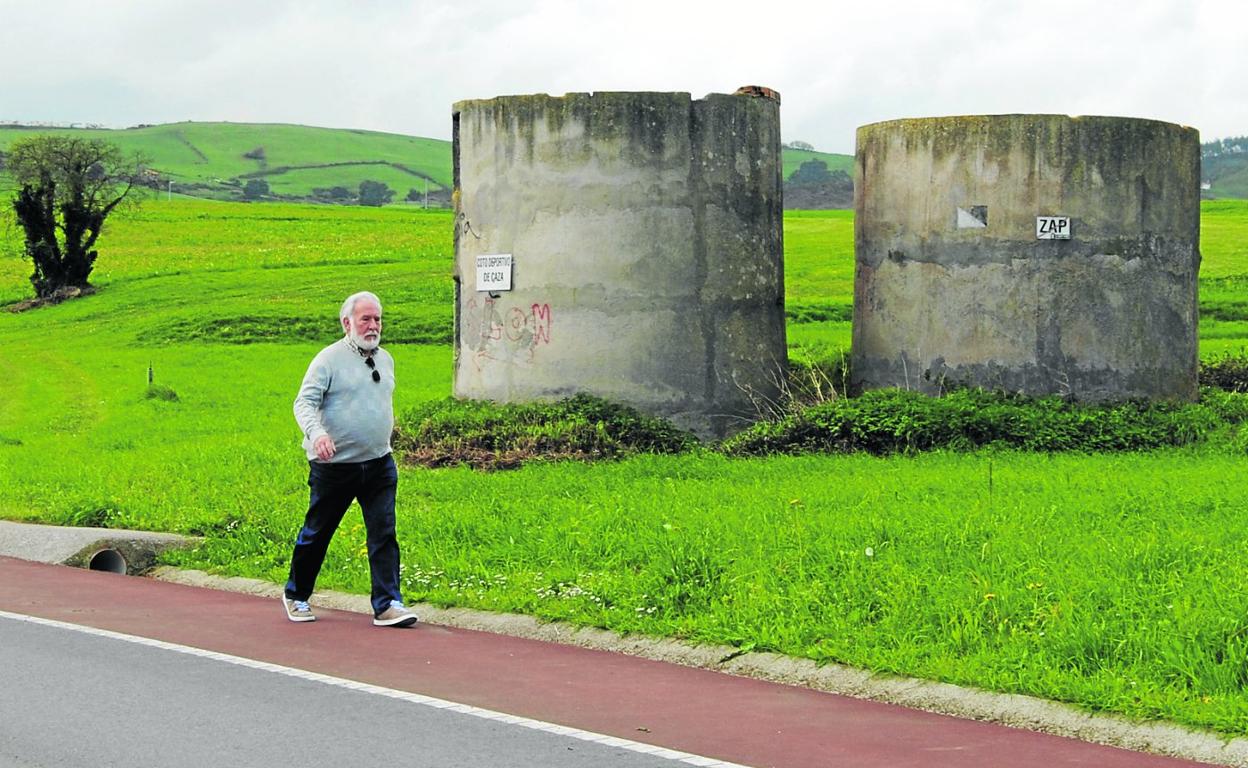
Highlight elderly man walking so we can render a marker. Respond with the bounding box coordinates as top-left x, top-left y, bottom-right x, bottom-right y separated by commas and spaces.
283, 291, 417, 627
